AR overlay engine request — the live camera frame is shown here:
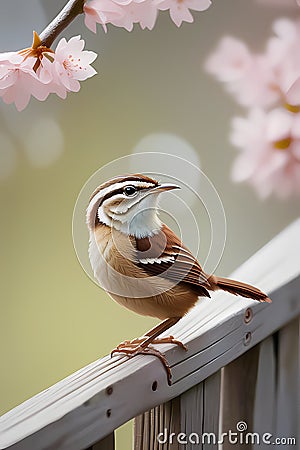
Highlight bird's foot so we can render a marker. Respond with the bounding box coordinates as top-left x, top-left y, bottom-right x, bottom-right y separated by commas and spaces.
148, 336, 187, 351
111, 343, 173, 385
112, 335, 187, 351
110, 336, 187, 386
